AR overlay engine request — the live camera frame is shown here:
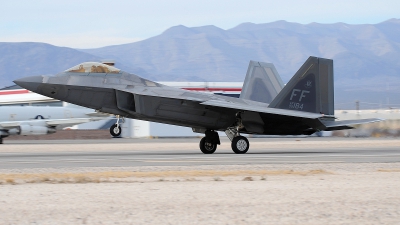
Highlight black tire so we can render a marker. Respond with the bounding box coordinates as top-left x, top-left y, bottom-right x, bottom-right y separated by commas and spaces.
0, 138, 3, 144
231, 136, 249, 154
110, 124, 122, 137
199, 137, 217, 154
